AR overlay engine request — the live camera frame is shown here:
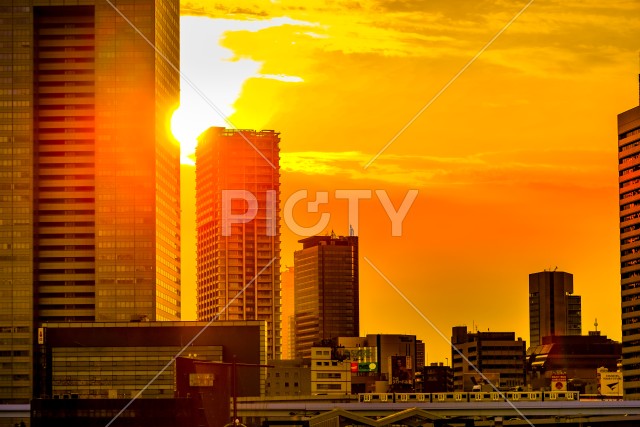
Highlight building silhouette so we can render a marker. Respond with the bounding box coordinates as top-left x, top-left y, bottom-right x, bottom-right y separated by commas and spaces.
0, 1, 180, 402
195, 127, 281, 360
529, 271, 581, 347
294, 234, 359, 360
618, 77, 640, 399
